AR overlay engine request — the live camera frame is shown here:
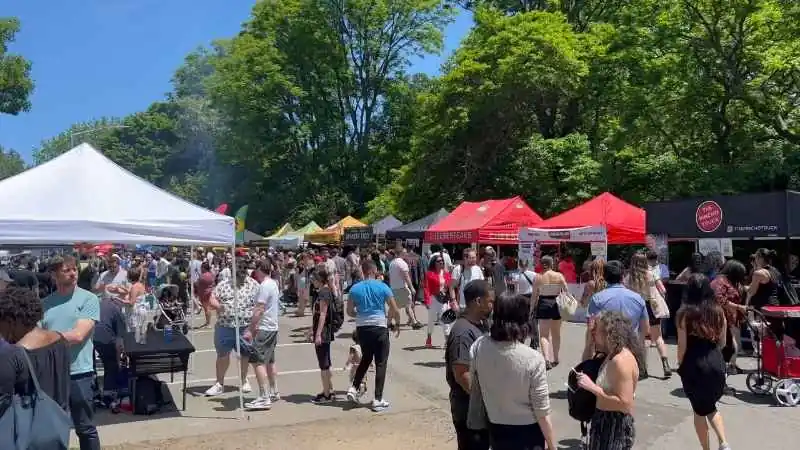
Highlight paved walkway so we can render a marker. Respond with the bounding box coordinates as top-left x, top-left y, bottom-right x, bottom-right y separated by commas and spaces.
88, 306, 798, 449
